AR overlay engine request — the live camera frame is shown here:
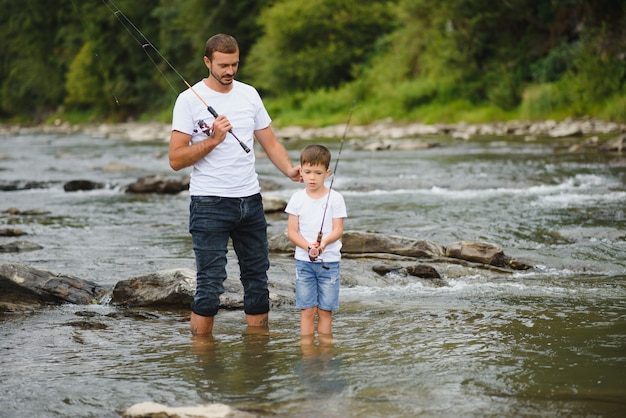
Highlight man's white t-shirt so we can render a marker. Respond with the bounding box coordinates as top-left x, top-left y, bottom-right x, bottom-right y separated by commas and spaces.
285, 189, 347, 262
171, 79, 271, 197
